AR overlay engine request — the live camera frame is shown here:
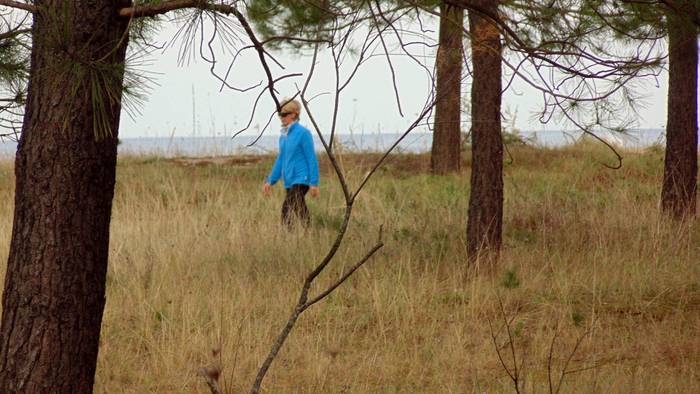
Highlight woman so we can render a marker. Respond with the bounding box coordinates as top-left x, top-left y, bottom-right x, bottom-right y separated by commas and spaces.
262, 99, 320, 227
